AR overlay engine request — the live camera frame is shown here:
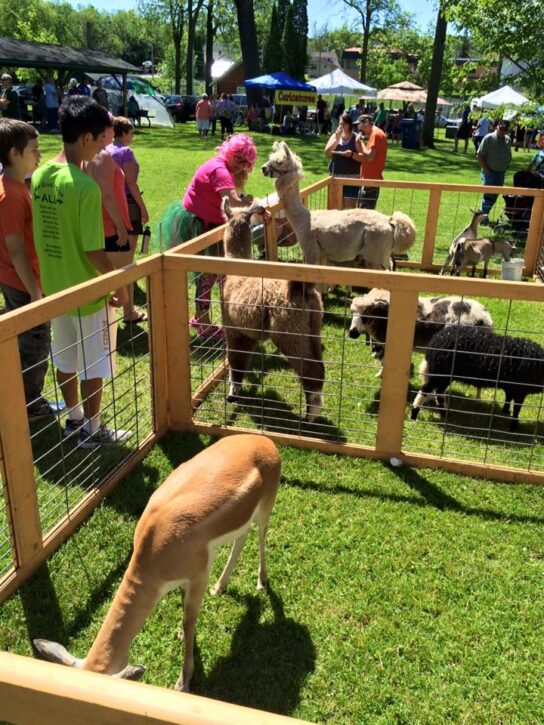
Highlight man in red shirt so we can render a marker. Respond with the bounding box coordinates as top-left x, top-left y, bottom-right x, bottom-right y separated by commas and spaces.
354, 114, 387, 209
